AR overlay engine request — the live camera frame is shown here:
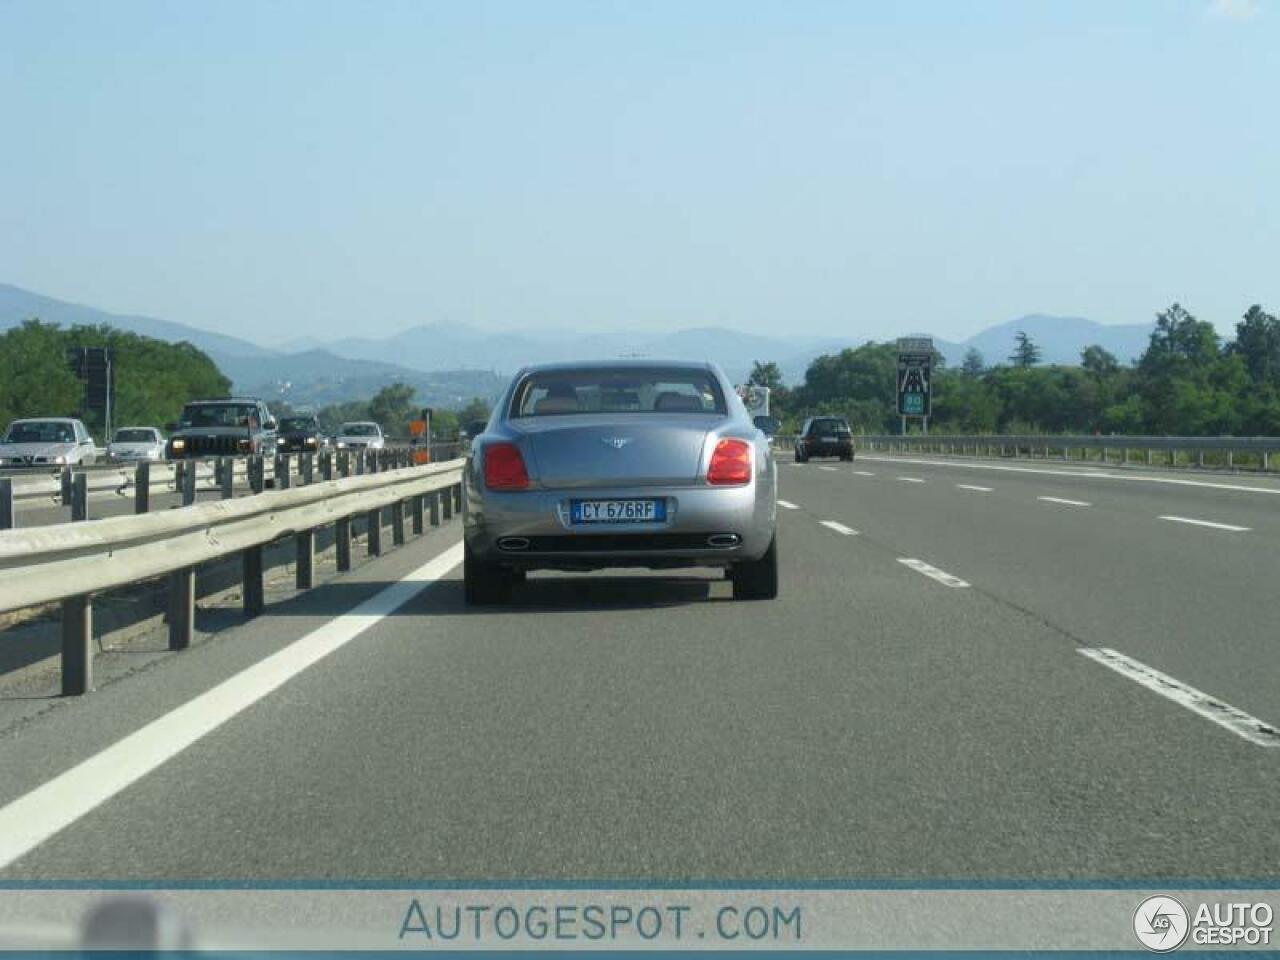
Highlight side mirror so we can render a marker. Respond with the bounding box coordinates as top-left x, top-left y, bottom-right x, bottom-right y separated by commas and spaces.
265, 419, 277, 431
753, 415, 780, 436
